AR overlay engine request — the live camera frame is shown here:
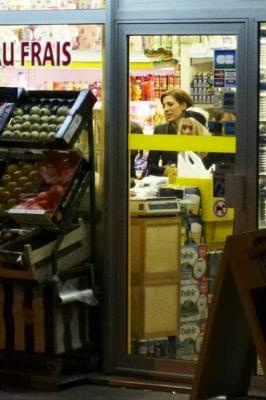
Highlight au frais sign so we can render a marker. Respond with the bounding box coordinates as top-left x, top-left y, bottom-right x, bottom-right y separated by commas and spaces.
0, 41, 71, 66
